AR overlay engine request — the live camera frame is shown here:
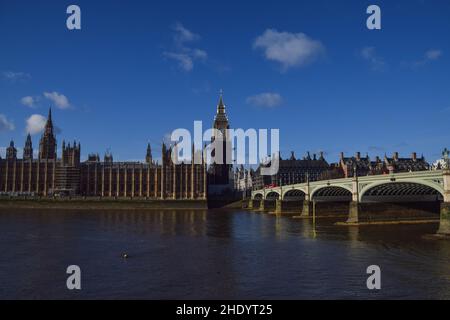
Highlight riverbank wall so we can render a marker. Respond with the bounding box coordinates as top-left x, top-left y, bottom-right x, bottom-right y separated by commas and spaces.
0, 198, 208, 211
